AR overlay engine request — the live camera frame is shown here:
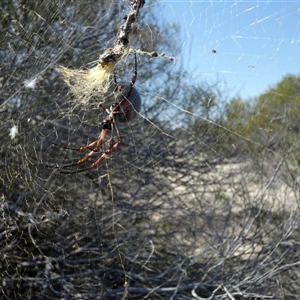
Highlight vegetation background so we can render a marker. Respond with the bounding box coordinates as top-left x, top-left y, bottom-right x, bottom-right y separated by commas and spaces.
1, 0, 300, 299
